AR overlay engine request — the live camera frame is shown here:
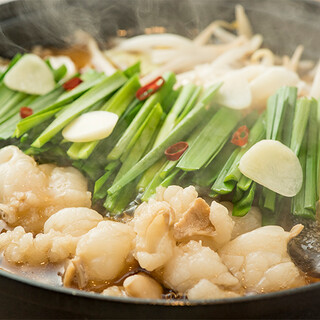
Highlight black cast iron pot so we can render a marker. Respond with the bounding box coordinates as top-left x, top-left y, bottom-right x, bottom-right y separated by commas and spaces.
0, 0, 320, 318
